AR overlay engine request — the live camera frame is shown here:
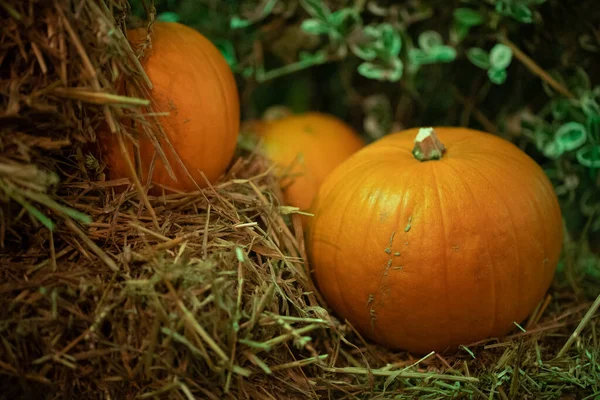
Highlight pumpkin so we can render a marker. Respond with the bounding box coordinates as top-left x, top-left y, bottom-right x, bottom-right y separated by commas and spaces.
99, 22, 240, 193
307, 127, 563, 354
254, 111, 365, 212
